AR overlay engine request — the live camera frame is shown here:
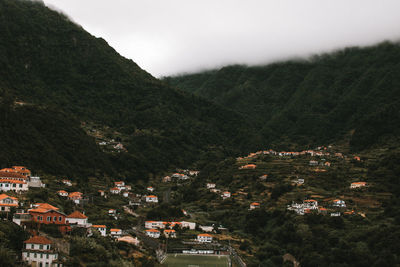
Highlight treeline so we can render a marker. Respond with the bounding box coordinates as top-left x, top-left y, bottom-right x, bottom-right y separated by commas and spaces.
166, 42, 400, 151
